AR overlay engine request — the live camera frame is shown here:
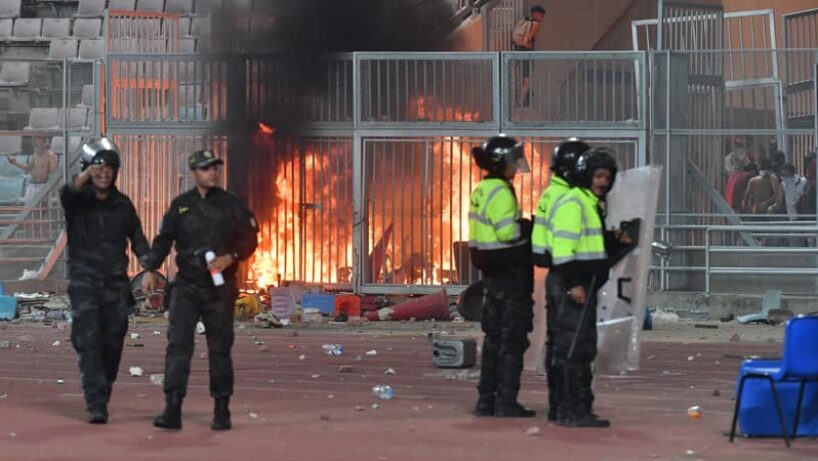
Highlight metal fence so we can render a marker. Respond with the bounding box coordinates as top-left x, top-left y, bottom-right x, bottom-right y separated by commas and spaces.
482, 0, 525, 52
